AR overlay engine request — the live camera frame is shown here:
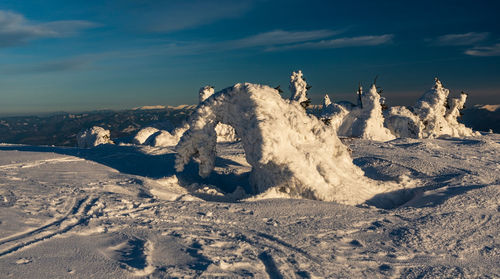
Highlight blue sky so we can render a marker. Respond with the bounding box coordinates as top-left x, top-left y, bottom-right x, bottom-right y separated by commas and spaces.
0, 0, 499, 114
